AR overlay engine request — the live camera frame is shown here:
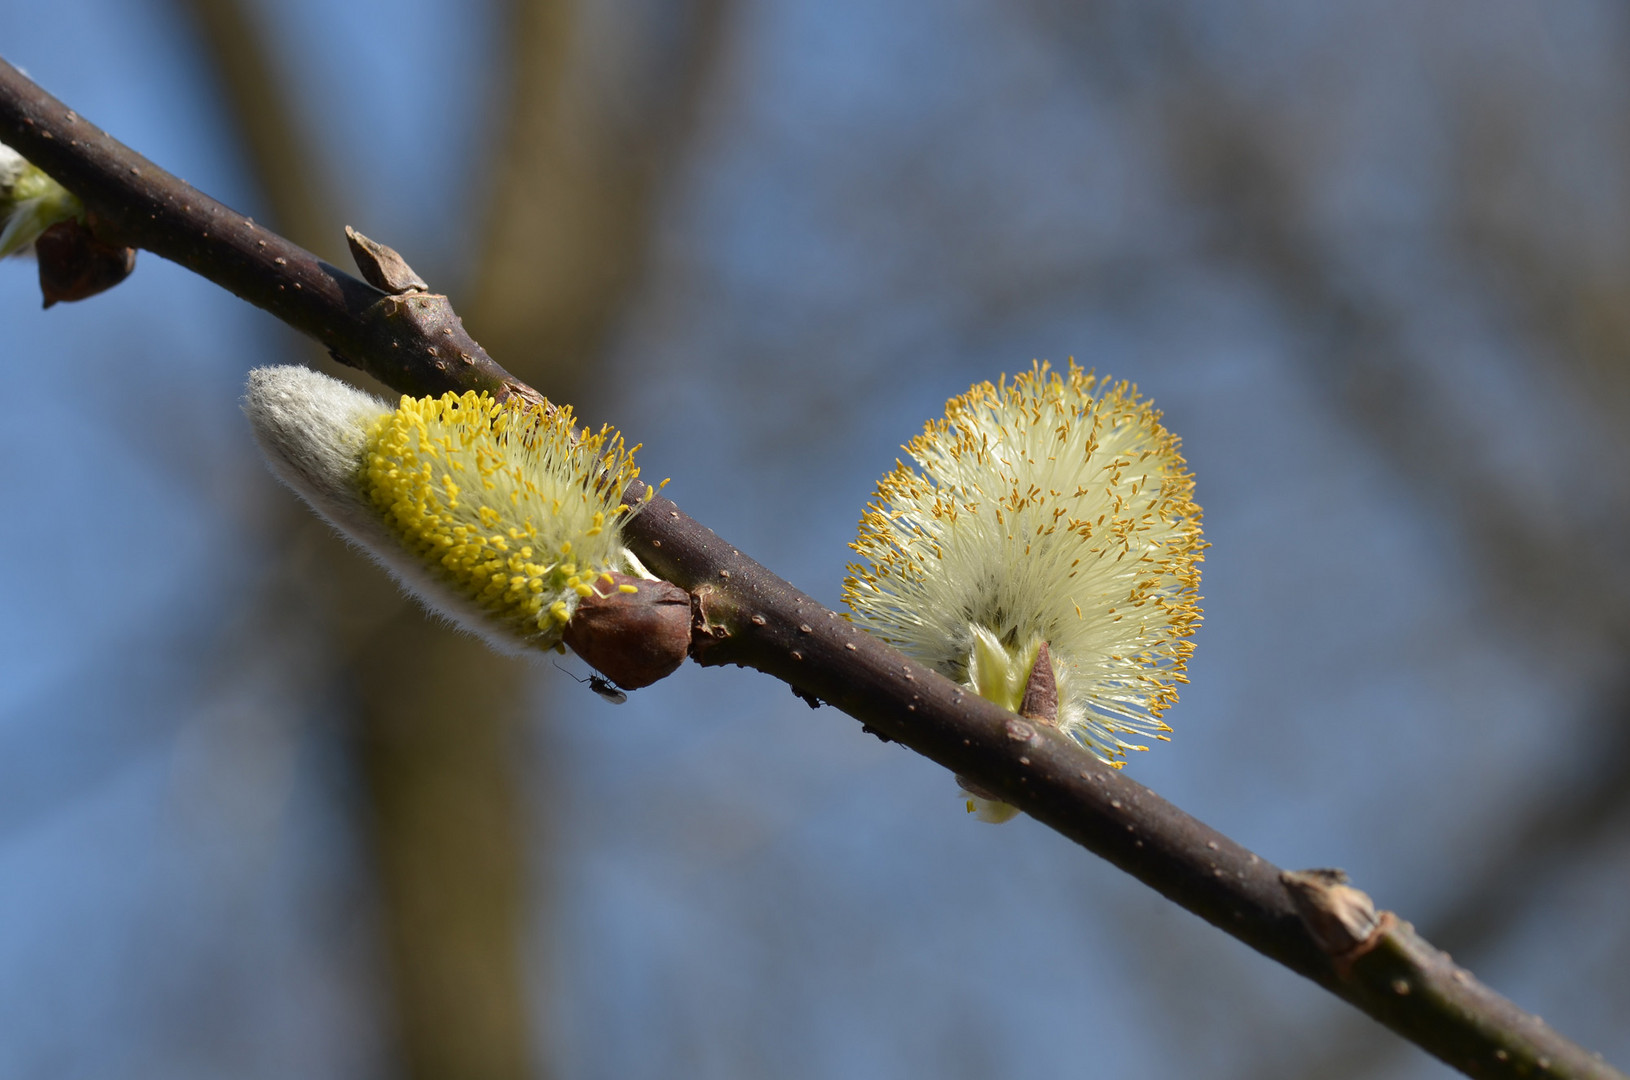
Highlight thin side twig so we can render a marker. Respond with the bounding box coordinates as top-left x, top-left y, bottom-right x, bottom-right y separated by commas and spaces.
0, 58, 1619, 1080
